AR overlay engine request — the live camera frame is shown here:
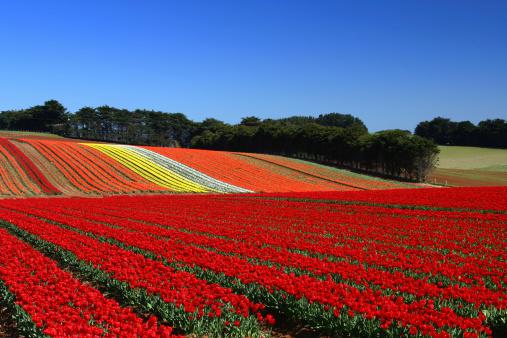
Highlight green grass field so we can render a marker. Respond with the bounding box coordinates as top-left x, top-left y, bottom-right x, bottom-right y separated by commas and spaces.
430, 146, 507, 186
437, 146, 507, 171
